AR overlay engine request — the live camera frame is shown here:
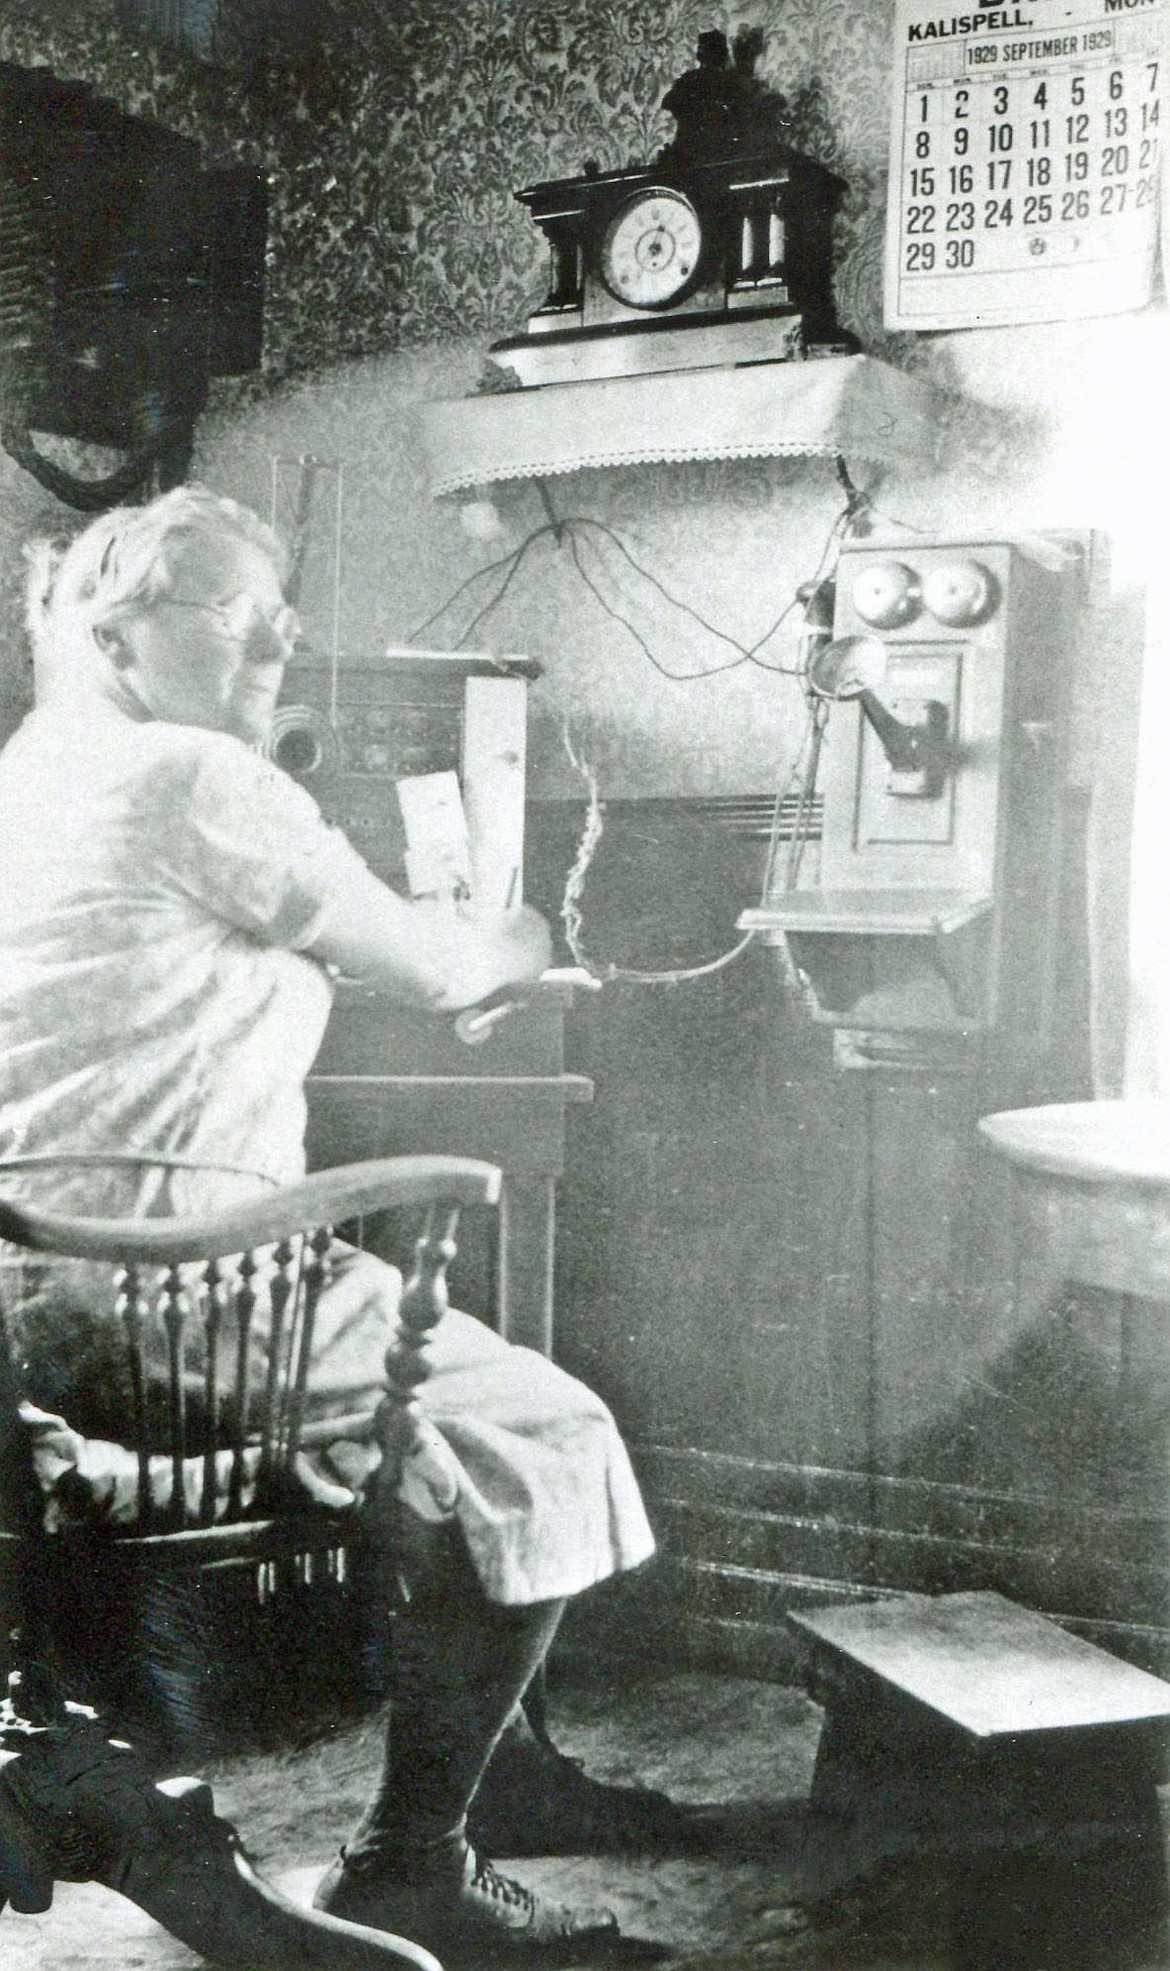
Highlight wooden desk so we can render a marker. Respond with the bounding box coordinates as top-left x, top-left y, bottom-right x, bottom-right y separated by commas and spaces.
306, 980, 592, 1356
